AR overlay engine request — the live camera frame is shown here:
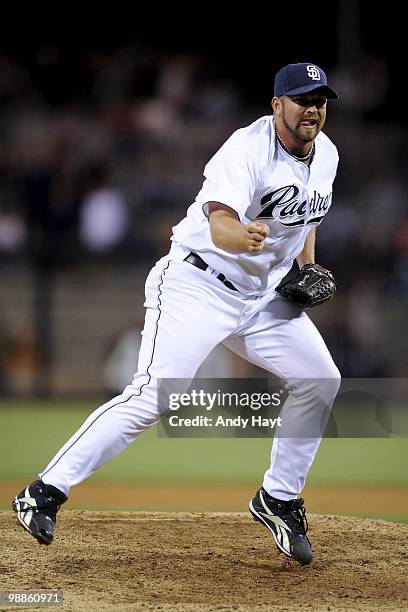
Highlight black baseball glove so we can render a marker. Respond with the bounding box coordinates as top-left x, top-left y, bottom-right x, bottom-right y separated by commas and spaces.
276, 263, 337, 308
